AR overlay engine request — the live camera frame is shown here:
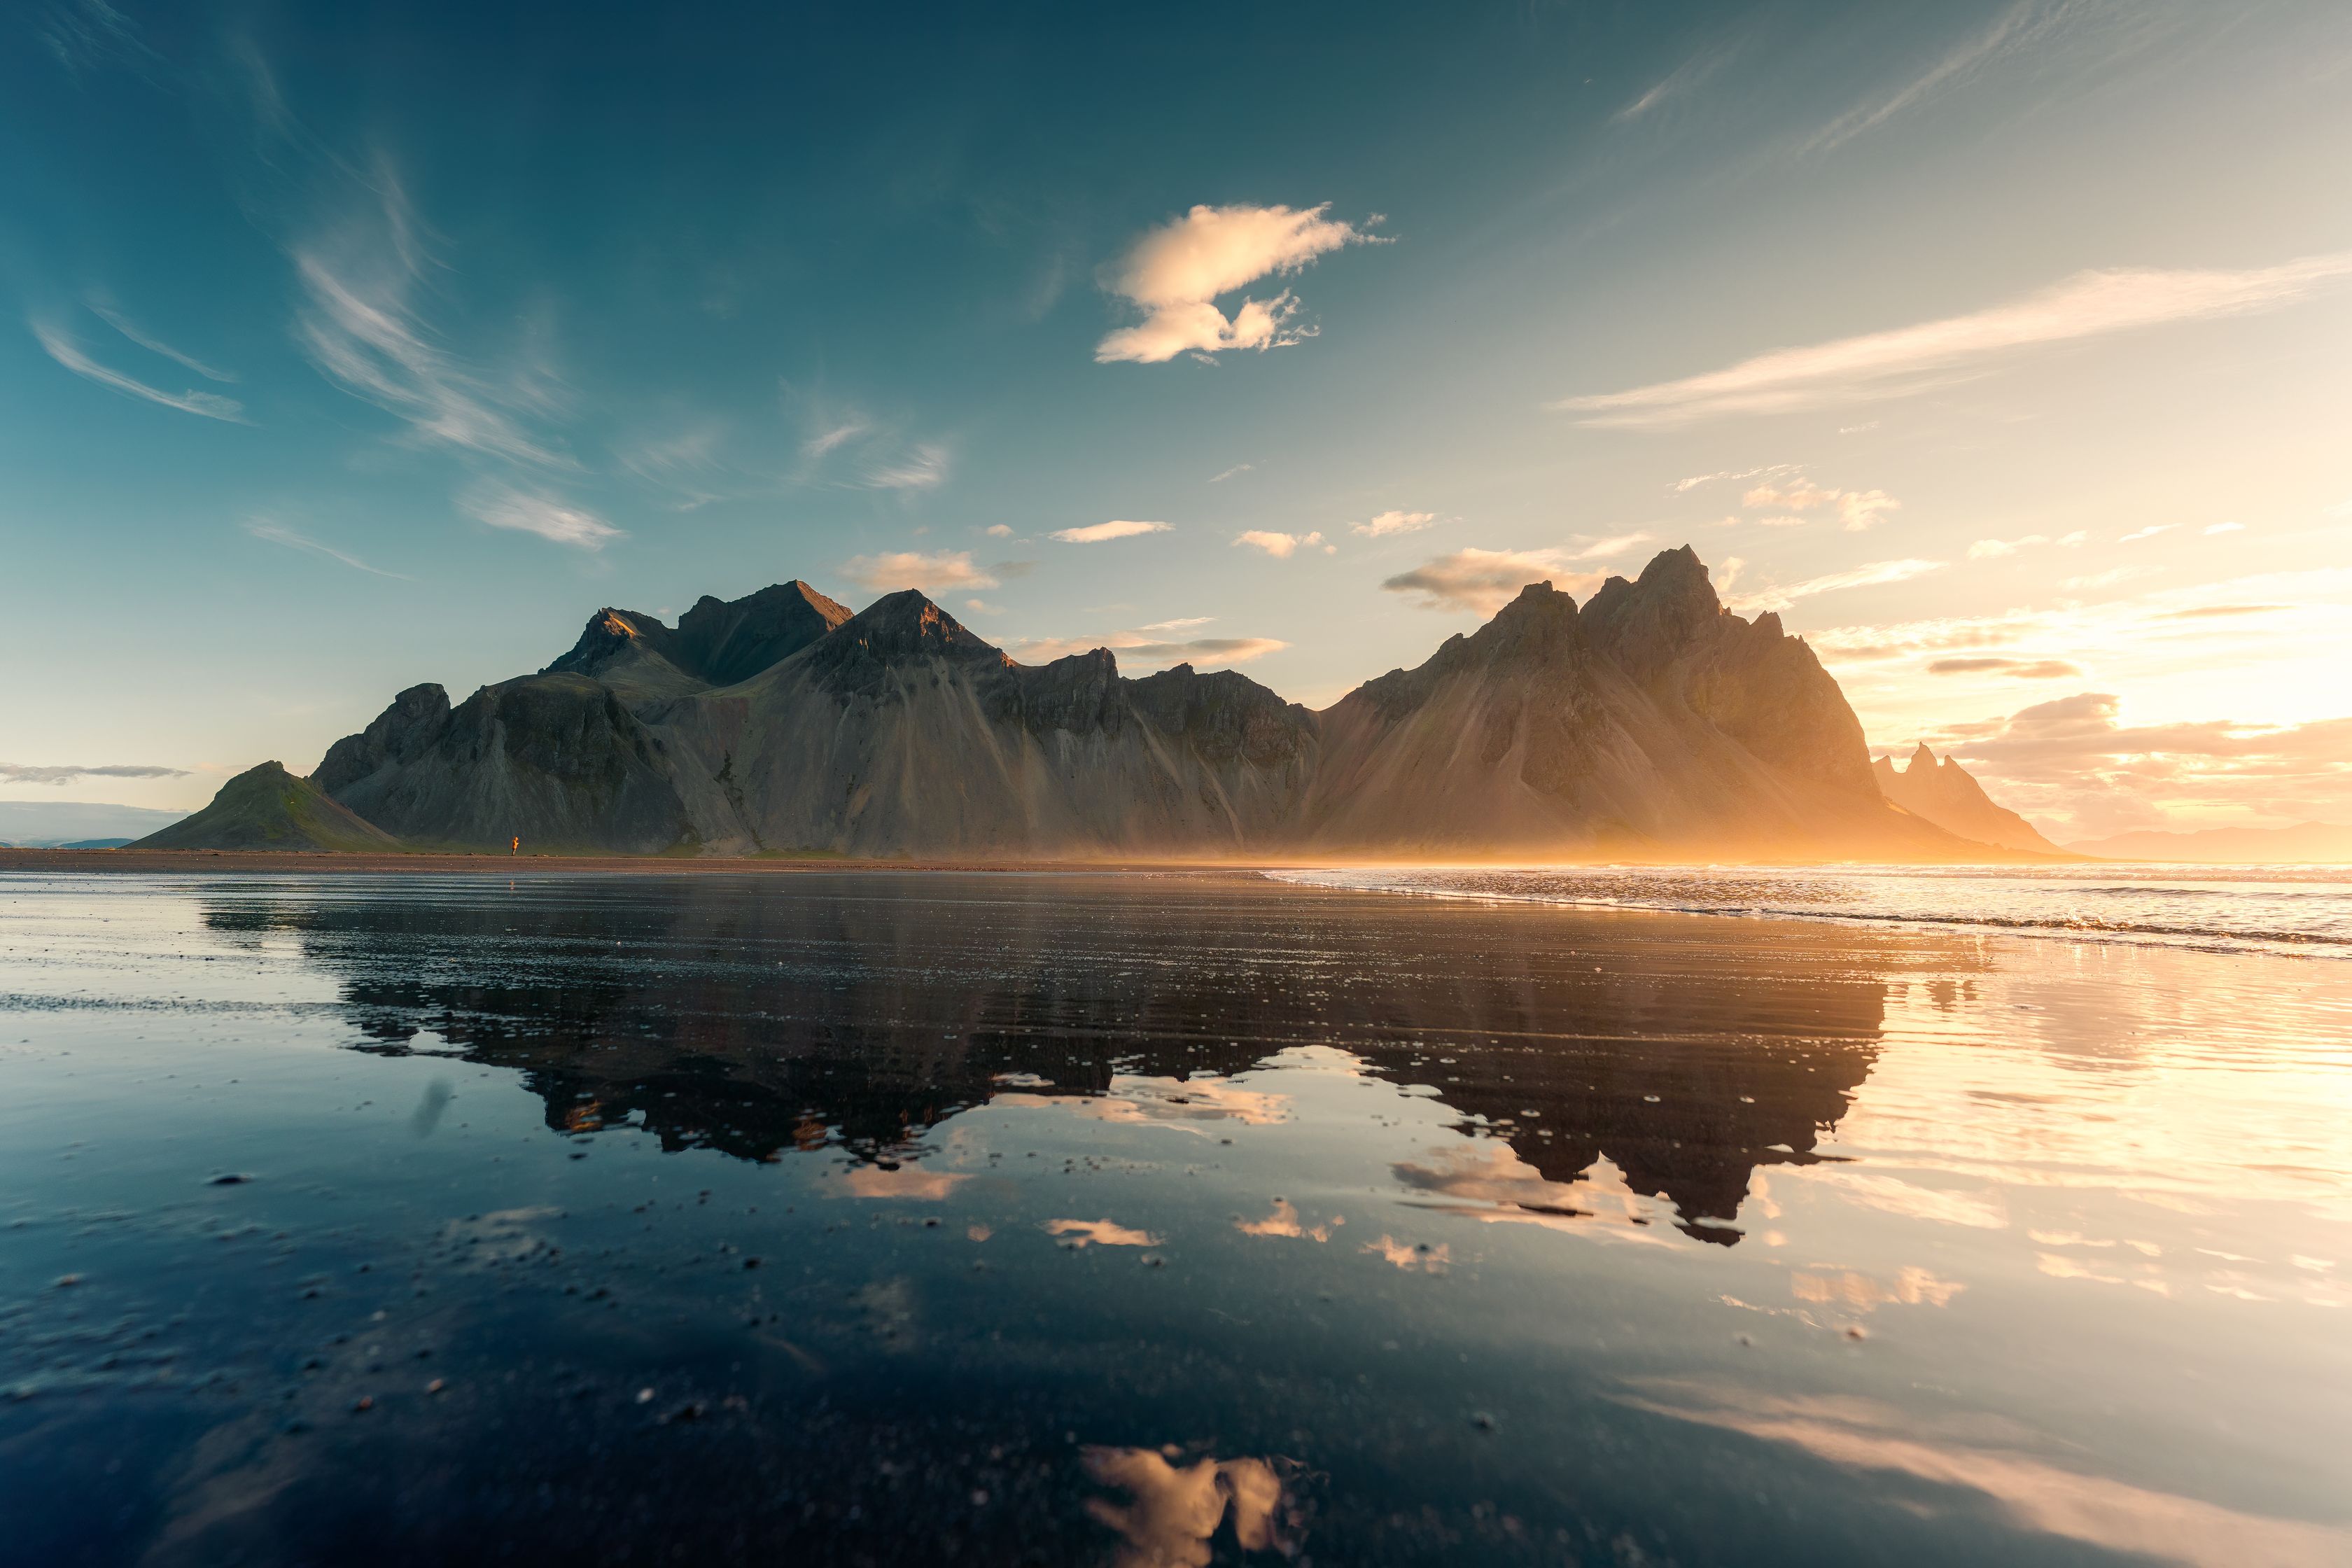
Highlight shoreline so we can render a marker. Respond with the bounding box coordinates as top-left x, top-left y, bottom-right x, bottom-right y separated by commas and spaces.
0, 846, 2086, 876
